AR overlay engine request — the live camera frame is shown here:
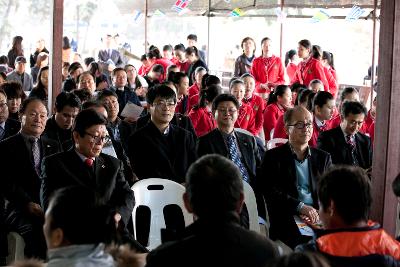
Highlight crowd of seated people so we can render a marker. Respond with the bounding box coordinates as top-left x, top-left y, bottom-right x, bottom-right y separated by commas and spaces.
0, 32, 396, 267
